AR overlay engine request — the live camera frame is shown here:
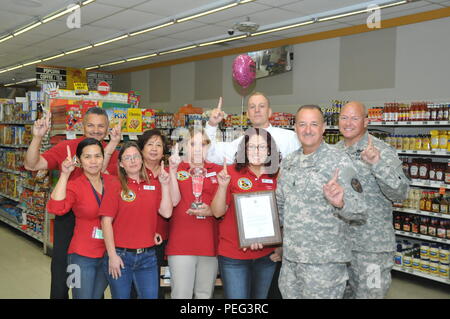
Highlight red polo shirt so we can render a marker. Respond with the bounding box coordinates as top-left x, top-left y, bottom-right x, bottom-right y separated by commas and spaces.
46, 173, 116, 258
145, 167, 169, 241
165, 161, 221, 257
41, 137, 119, 178
219, 165, 277, 260
99, 176, 161, 249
